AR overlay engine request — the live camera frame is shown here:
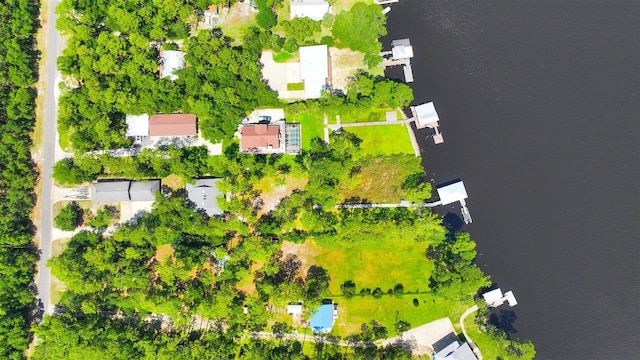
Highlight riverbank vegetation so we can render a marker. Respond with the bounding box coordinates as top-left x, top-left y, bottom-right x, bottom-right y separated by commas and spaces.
0, 0, 40, 357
